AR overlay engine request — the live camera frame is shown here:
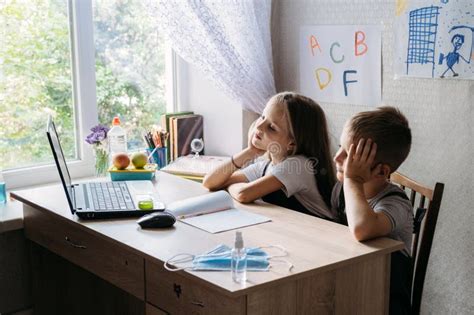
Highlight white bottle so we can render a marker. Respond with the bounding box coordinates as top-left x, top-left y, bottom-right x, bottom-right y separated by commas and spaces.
231, 231, 247, 283
108, 116, 127, 158
0, 168, 6, 204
